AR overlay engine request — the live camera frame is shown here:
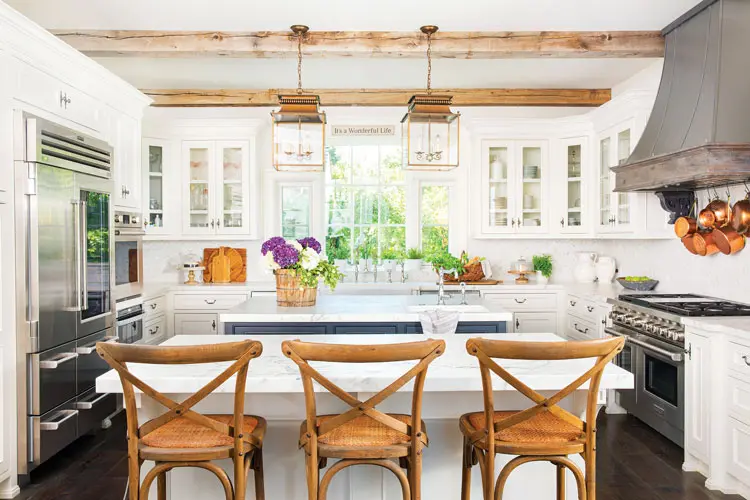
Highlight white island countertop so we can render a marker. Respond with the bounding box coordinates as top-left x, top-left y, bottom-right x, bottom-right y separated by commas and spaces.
97, 333, 633, 395
219, 294, 514, 324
